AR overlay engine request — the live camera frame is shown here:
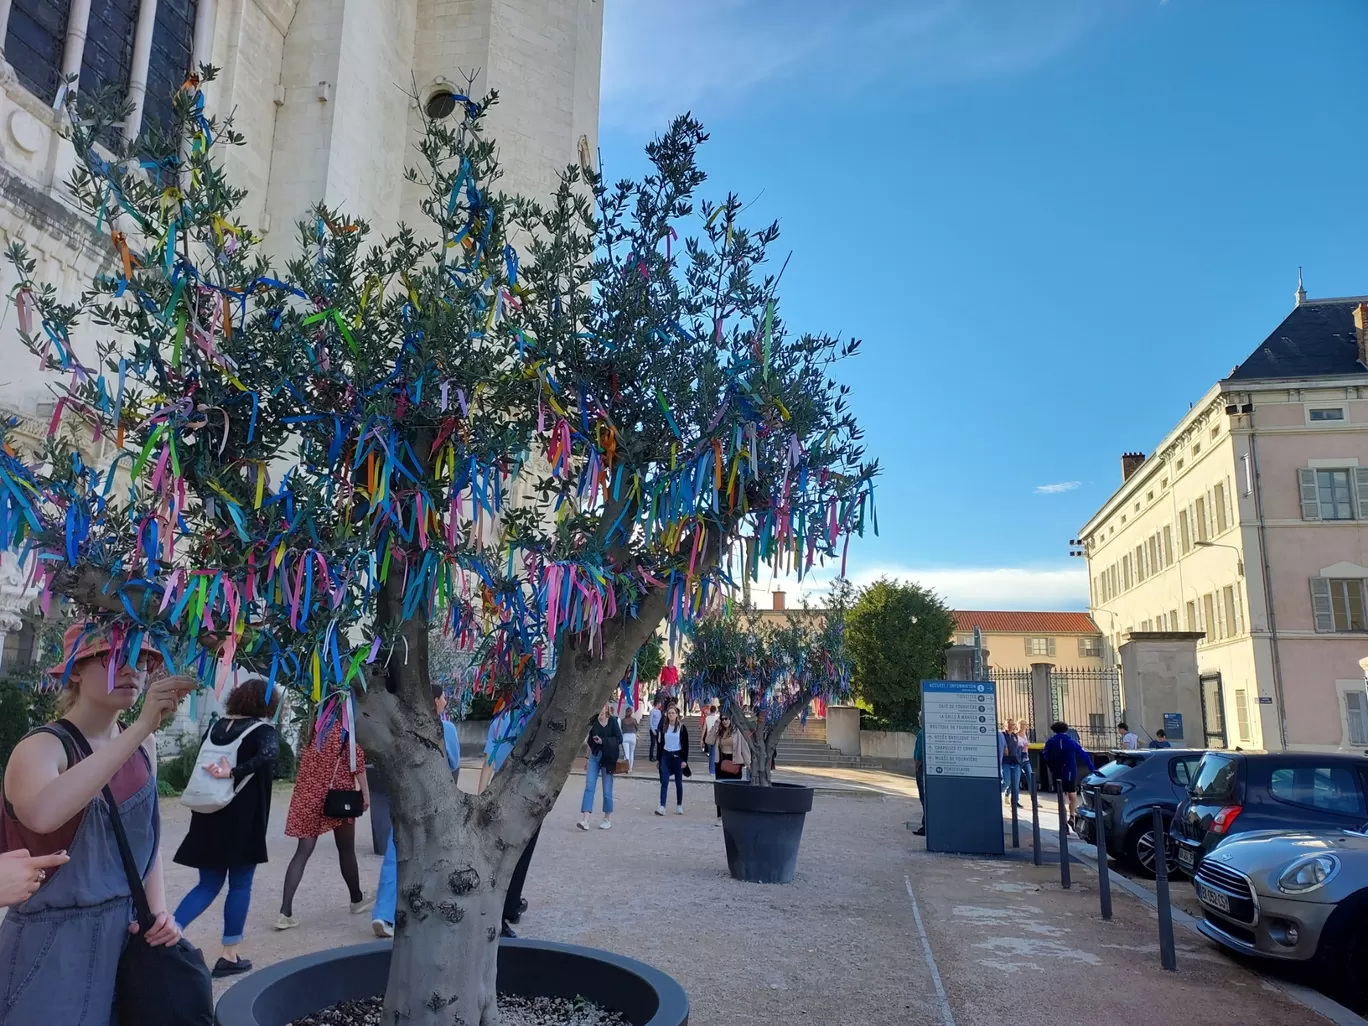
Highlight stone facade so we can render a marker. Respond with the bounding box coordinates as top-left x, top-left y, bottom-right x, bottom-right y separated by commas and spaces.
0, 1, 601, 719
